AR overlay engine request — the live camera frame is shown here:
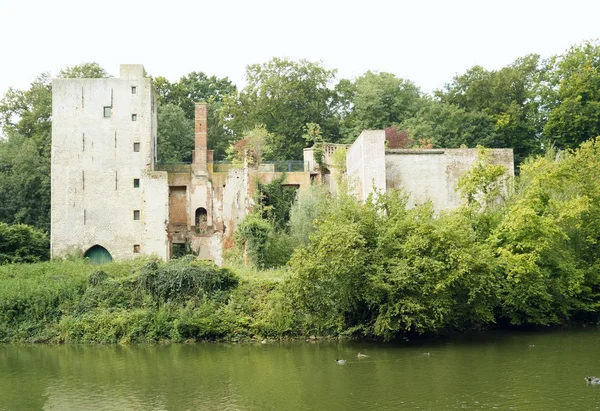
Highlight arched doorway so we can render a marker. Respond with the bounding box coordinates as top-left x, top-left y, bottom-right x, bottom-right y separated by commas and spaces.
195, 207, 208, 234
84, 245, 113, 264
